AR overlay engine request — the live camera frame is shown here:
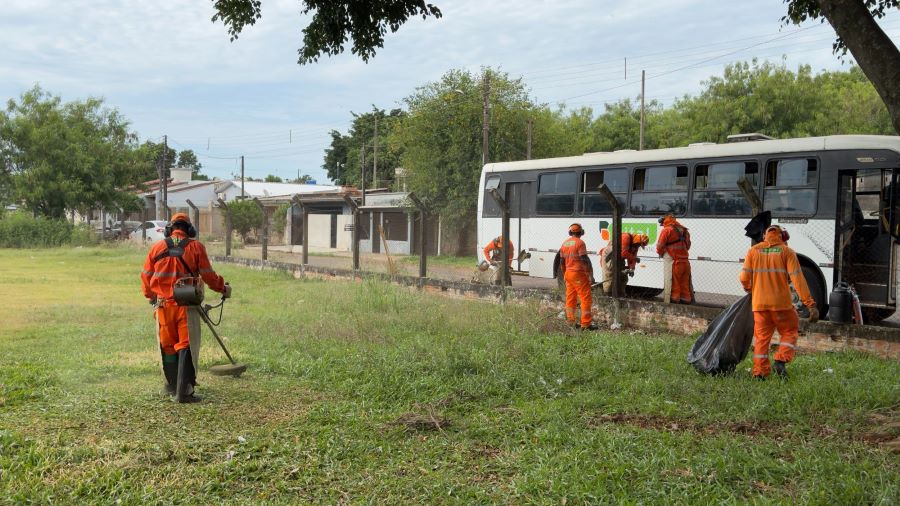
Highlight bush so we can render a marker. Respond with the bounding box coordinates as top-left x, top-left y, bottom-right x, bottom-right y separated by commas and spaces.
228, 200, 264, 243
0, 212, 74, 247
